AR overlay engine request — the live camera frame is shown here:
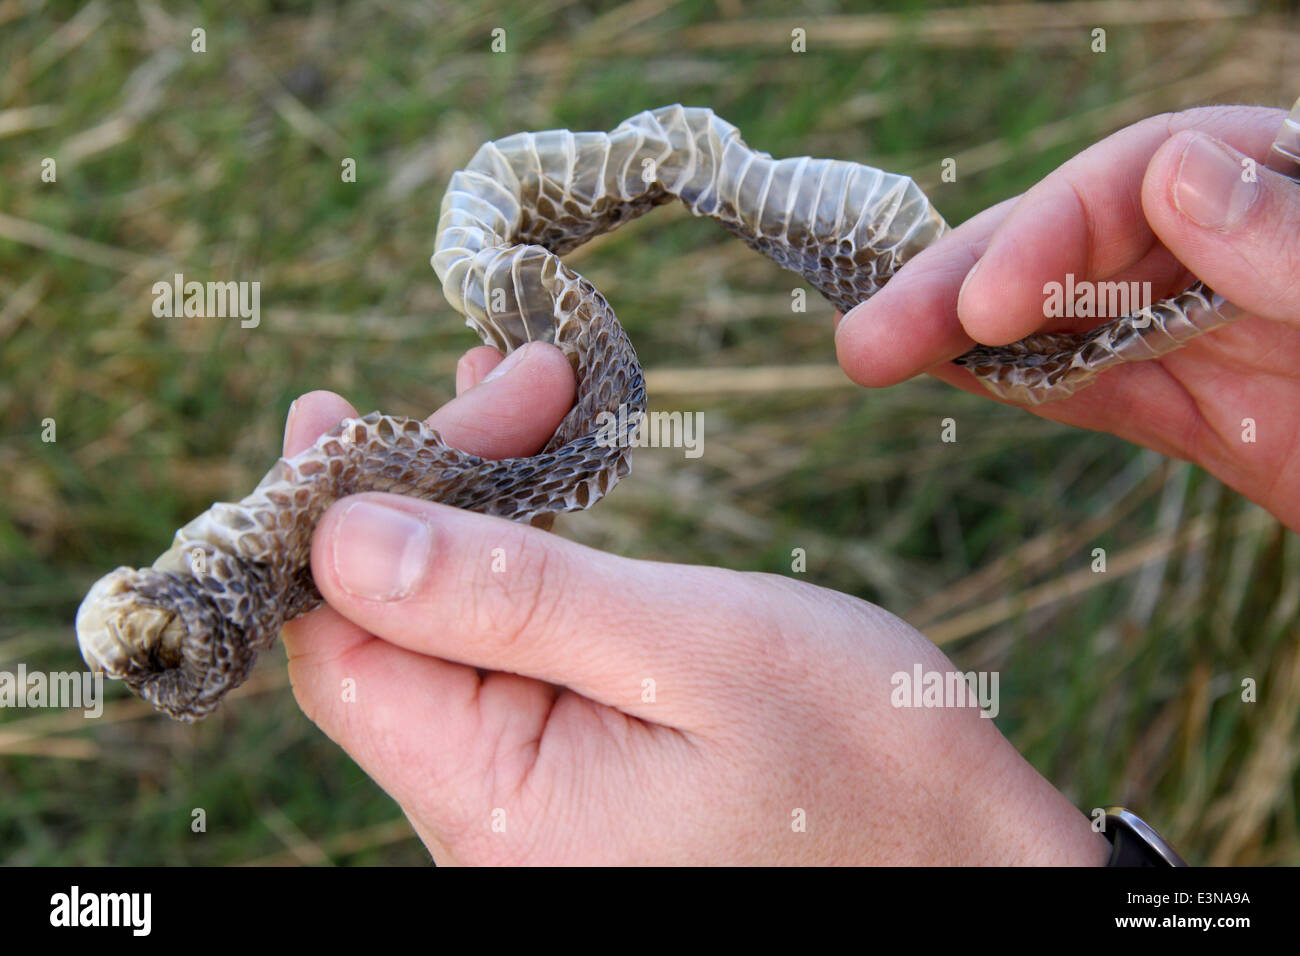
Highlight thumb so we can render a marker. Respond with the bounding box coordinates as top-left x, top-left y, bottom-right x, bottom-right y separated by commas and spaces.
1142, 126, 1300, 325
306, 491, 763, 727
